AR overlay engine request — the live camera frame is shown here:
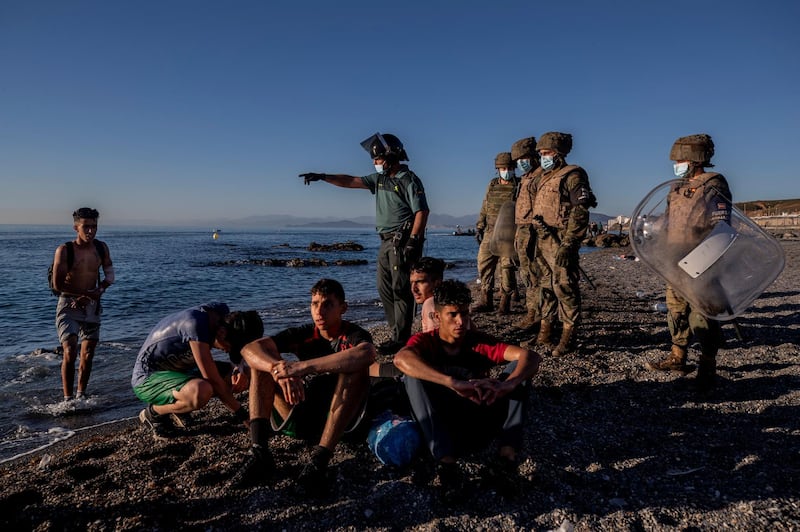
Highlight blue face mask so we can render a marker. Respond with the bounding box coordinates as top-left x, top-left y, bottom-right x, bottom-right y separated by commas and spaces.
541, 155, 555, 171
374, 164, 385, 174
673, 162, 690, 178
516, 159, 533, 174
